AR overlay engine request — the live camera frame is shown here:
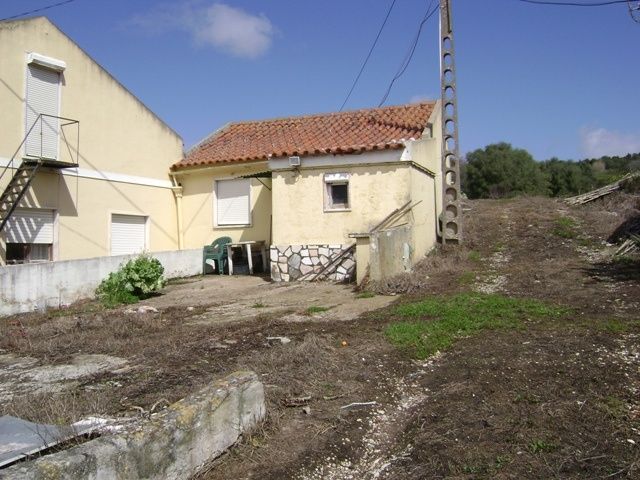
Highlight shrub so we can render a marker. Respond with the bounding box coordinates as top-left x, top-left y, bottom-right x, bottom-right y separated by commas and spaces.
96, 255, 166, 307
